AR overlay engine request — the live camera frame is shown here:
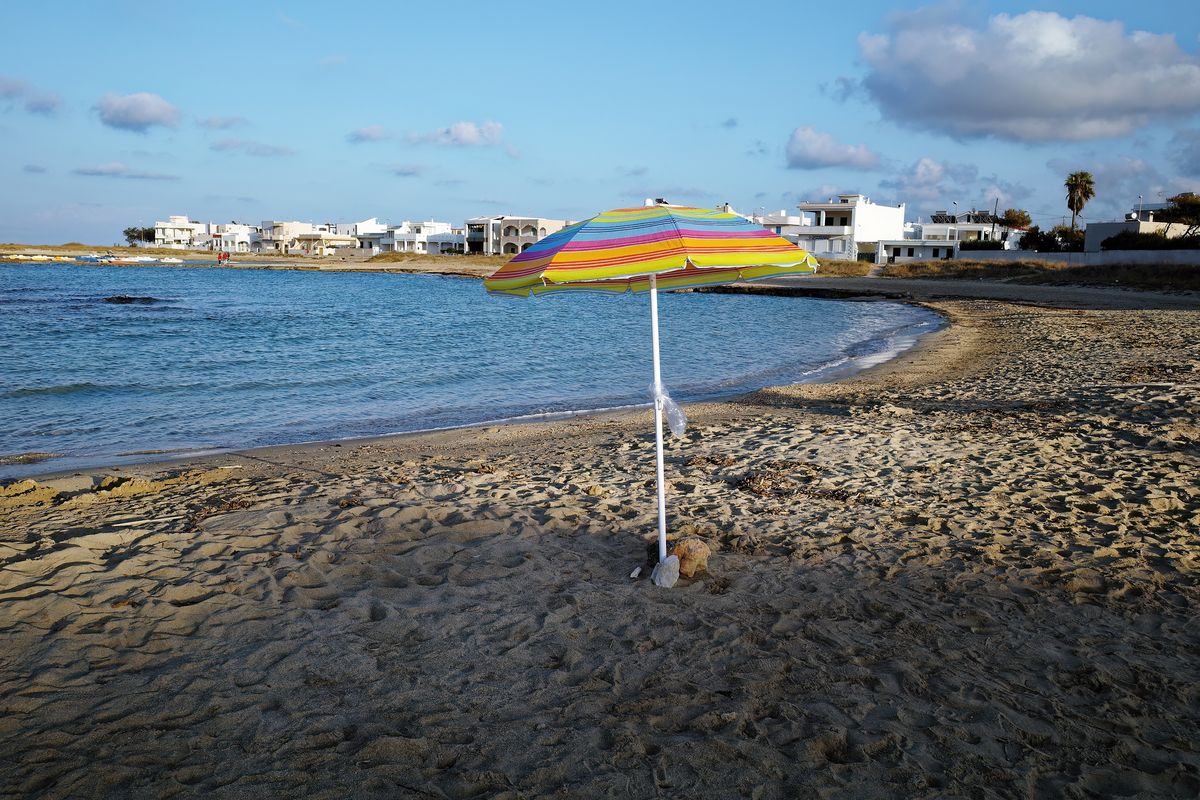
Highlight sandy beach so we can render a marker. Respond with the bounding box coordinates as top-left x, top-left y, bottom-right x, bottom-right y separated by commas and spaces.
2, 287, 1199, 798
